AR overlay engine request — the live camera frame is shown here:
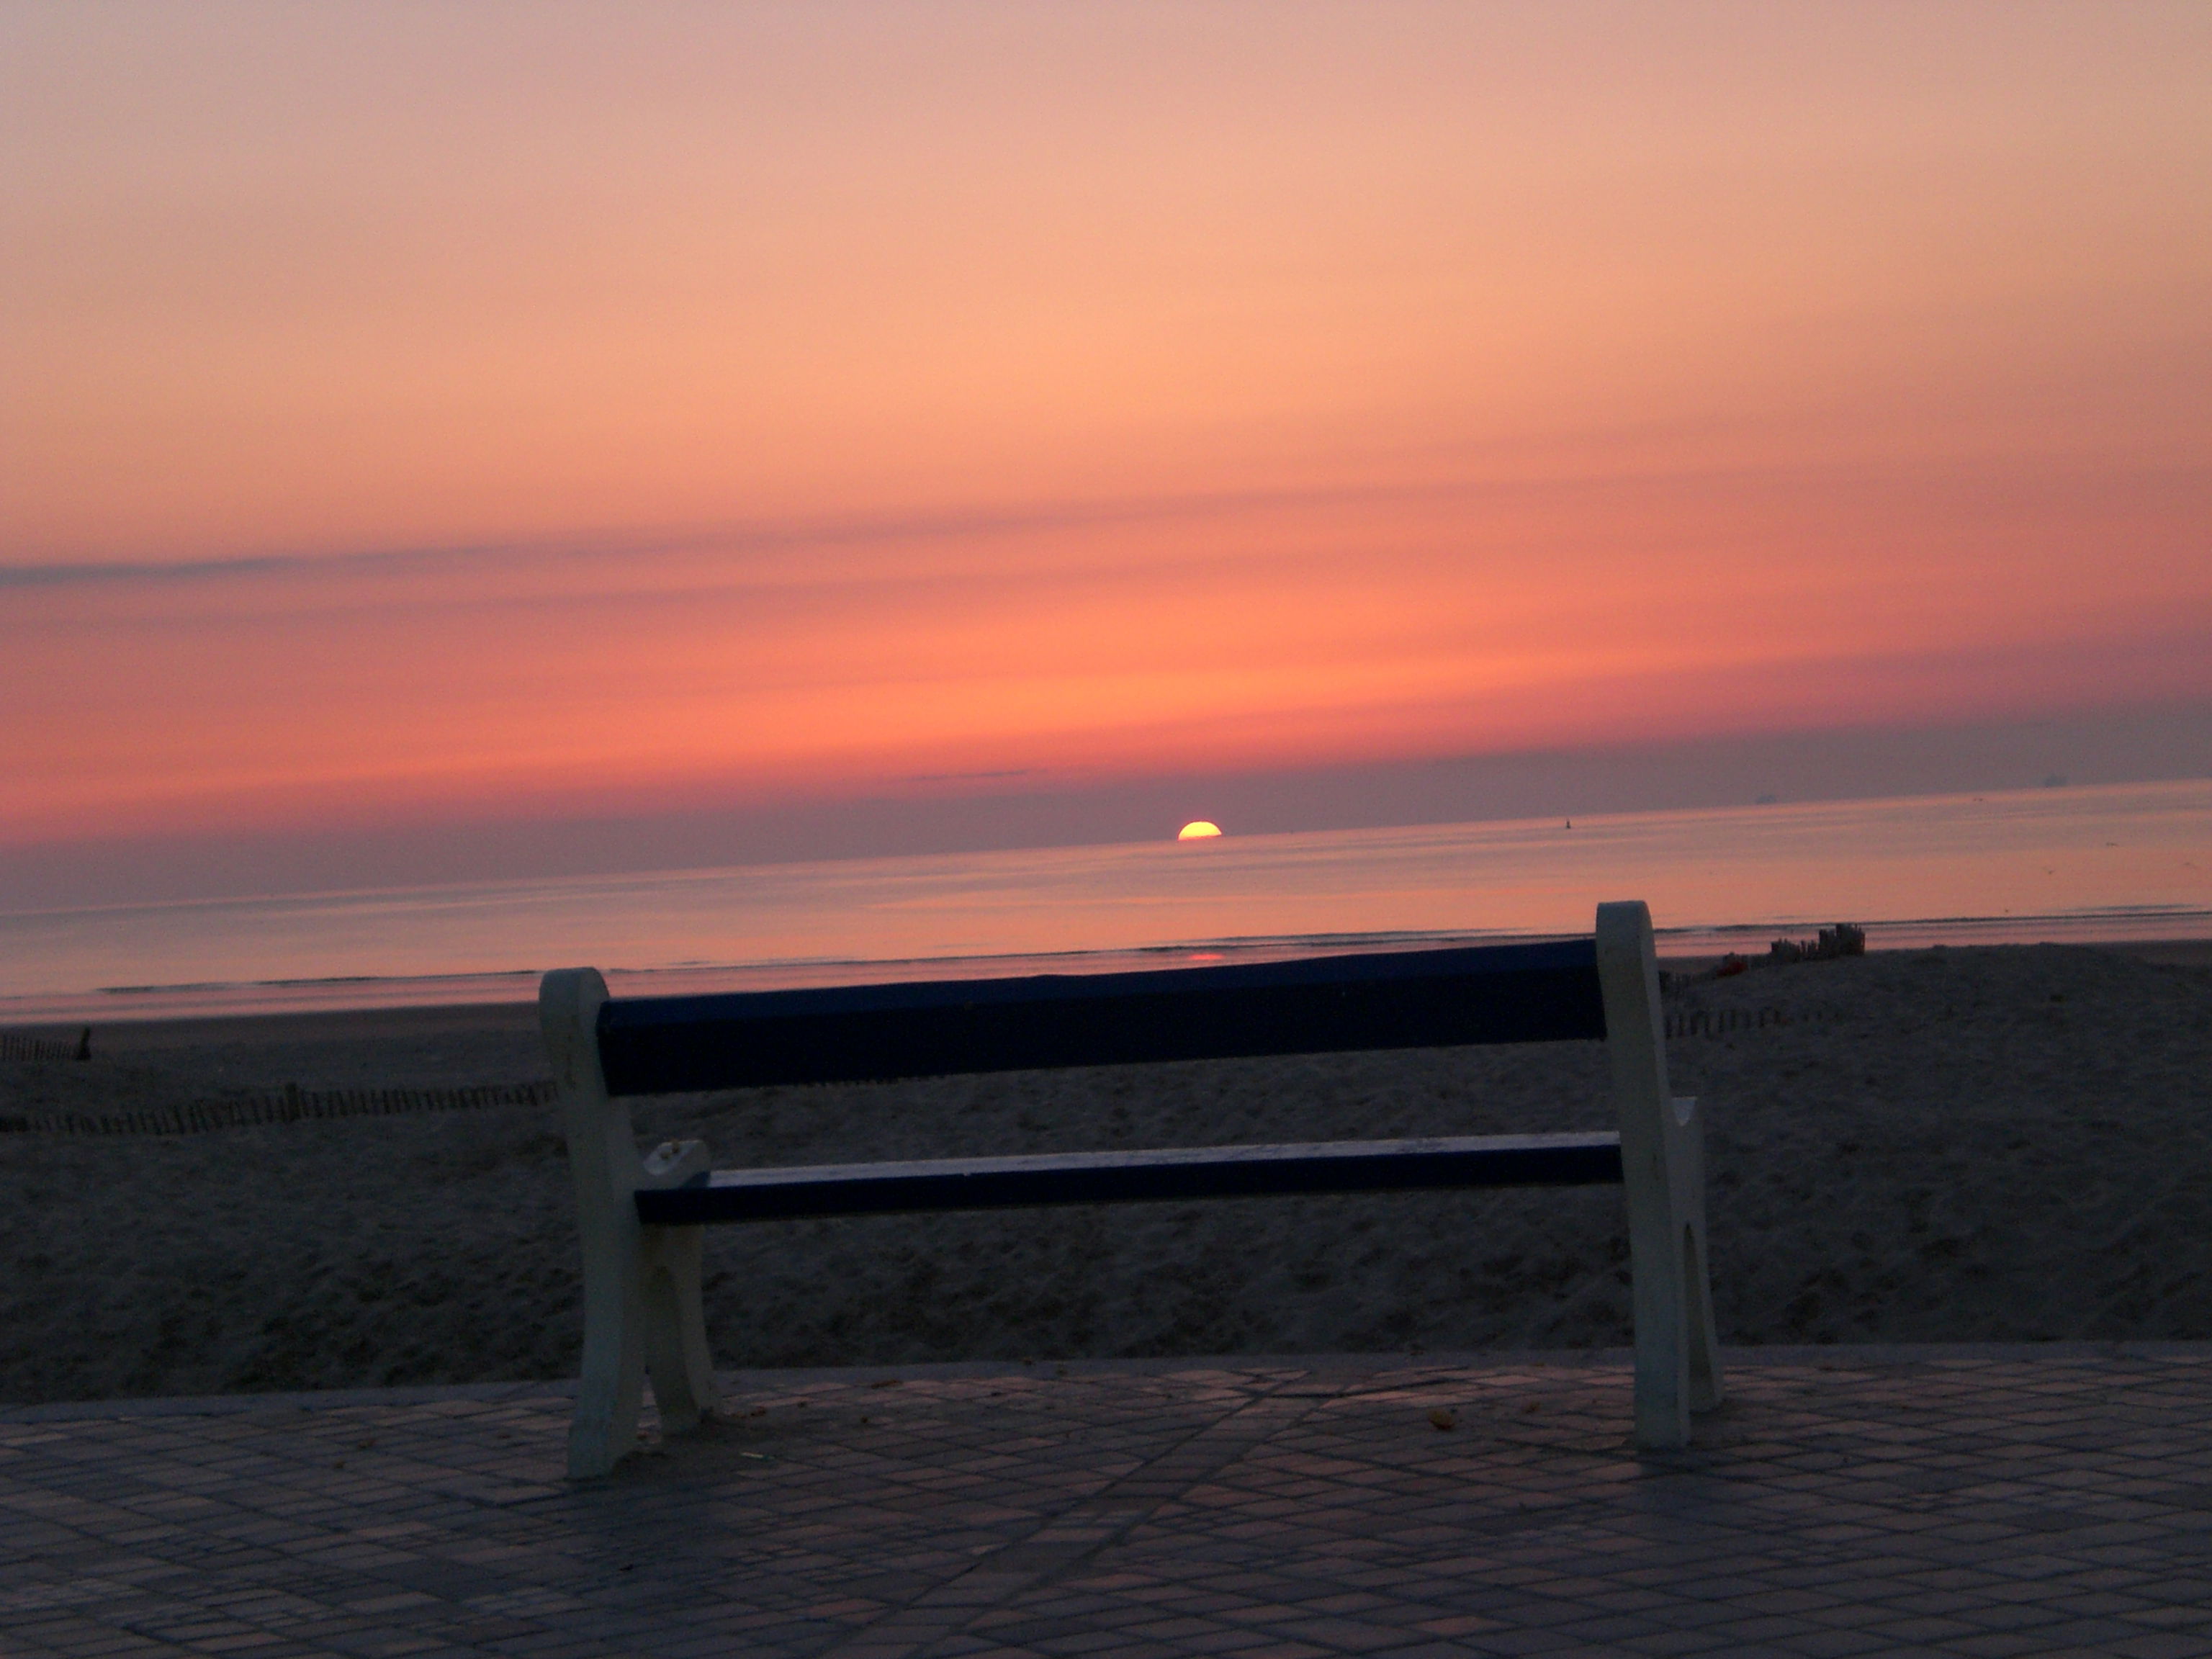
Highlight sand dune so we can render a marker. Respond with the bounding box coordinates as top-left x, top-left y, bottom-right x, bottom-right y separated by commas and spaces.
2, 943, 2208, 1405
